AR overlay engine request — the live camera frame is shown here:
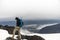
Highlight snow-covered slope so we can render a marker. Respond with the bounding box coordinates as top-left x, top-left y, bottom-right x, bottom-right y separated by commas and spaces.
0, 29, 9, 40
0, 29, 60, 40
22, 33, 60, 40
0, 29, 18, 40
36, 23, 58, 30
